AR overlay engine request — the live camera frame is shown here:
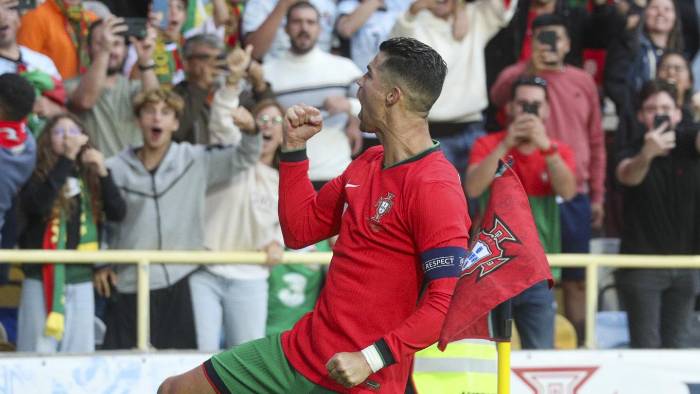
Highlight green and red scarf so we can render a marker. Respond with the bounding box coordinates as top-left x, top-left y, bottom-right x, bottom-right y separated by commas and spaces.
41, 178, 98, 341
55, 0, 91, 75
